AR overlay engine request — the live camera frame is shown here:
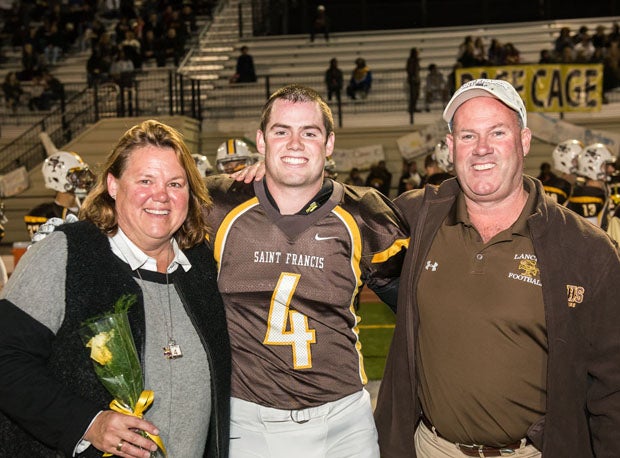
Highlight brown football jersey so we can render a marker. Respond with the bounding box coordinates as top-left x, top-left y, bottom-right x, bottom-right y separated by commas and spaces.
206, 176, 408, 409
